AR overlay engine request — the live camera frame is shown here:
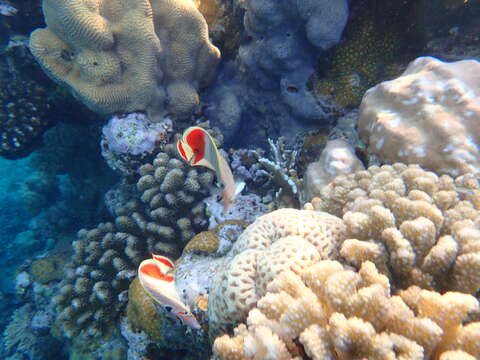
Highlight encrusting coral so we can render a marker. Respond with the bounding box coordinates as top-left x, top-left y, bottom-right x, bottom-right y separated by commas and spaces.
29, 0, 220, 119
207, 208, 347, 338
308, 163, 480, 295
213, 260, 480, 360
